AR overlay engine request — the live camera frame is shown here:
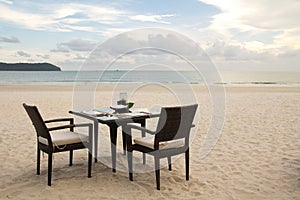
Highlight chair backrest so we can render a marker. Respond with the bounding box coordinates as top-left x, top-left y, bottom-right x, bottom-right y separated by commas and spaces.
23, 103, 52, 145
154, 104, 198, 147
